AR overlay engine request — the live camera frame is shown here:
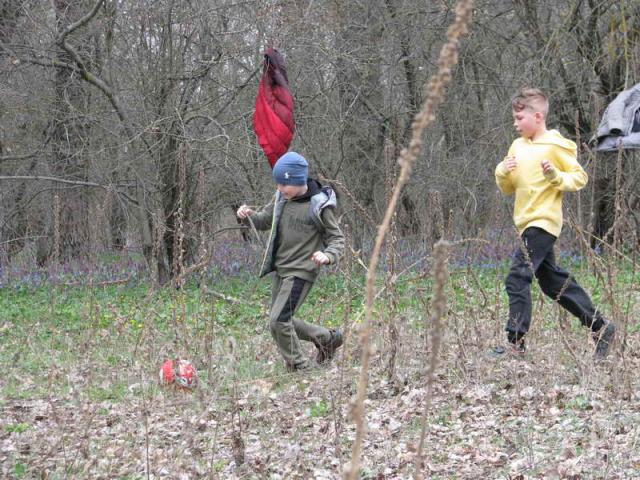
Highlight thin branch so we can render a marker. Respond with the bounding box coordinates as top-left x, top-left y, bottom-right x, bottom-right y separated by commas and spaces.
0, 235, 48, 246
63, 275, 133, 288
0, 134, 51, 164
0, 175, 138, 205
0, 175, 102, 187
56, 0, 106, 45
201, 287, 247, 306
14, 55, 78, 71
0, 151, 40, 163
211, 66, 260, 118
